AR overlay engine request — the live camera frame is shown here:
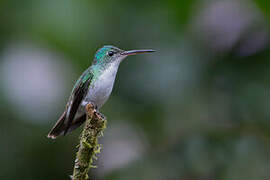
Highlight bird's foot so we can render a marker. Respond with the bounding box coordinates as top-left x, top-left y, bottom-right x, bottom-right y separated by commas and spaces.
94, 110, 106, 120
85, 103, 95, 119
85, 103, 106, 120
